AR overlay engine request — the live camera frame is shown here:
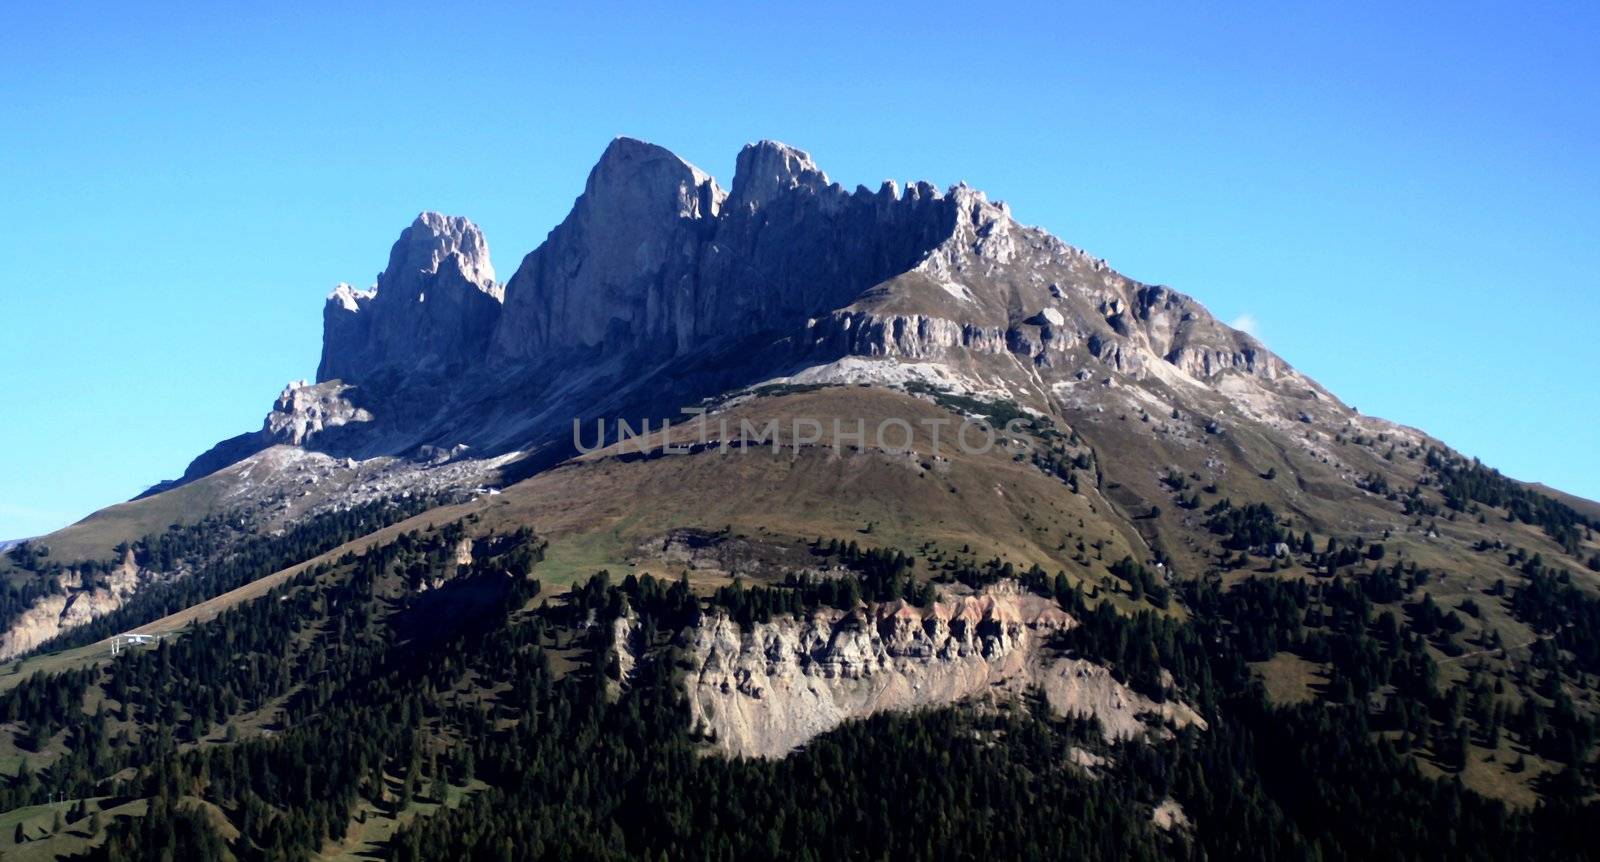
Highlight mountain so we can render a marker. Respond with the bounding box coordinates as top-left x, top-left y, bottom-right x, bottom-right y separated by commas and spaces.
154, 136, 1346, 520
1, 138, 1597, 859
